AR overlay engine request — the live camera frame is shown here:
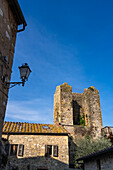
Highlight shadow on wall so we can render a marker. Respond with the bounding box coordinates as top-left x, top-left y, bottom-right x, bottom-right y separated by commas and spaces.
6, 155, 69, 170
69, 137, 77, 168
73, 101, 82, 125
